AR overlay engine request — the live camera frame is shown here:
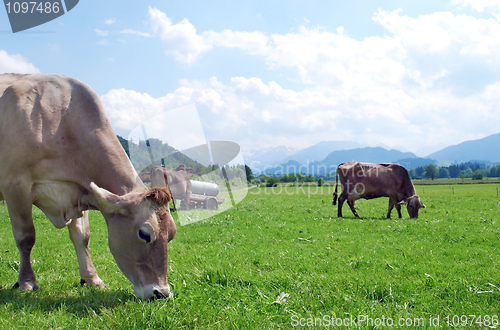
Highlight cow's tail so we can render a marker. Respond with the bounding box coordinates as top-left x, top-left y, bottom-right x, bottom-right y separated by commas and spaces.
332, 168, 339, 205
